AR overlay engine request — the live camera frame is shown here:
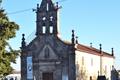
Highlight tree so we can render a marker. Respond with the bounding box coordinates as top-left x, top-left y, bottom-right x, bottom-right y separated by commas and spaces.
0, 1, 19, 77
